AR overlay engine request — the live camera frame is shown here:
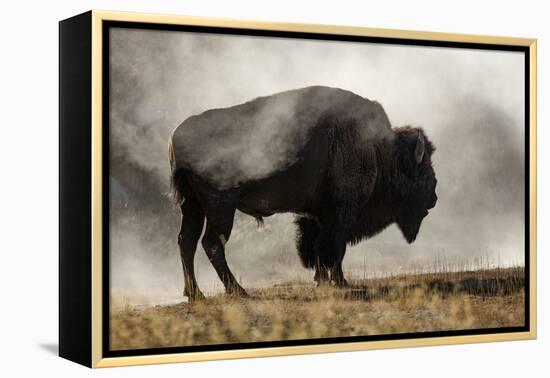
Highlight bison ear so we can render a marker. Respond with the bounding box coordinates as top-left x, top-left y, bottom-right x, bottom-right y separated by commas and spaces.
414, 131, 425, 165
396, 128, 426, 176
